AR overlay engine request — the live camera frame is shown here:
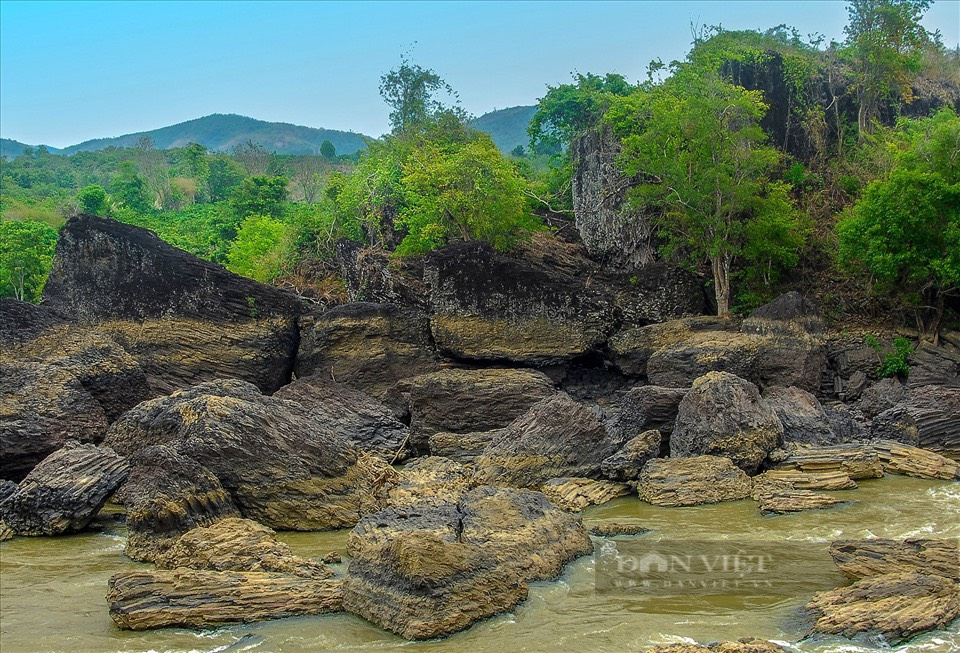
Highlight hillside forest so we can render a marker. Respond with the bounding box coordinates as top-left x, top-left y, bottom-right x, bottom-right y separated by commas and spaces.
1, 0, 958, 342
